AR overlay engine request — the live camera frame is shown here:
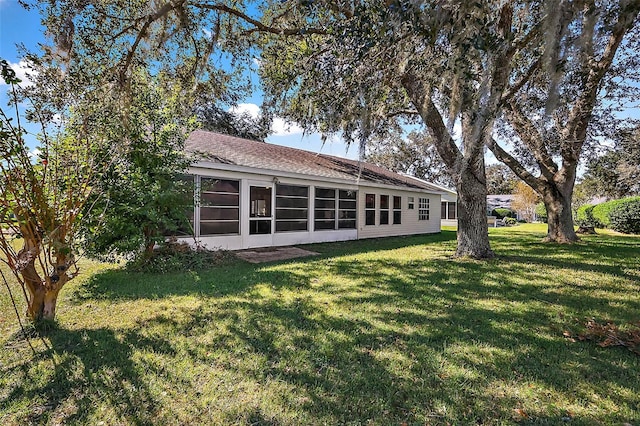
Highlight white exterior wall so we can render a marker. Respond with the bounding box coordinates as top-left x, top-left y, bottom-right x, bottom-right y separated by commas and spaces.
356, 187, 441, 240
